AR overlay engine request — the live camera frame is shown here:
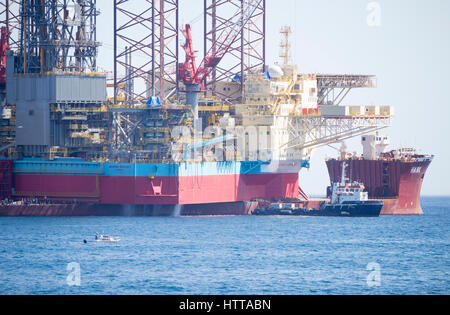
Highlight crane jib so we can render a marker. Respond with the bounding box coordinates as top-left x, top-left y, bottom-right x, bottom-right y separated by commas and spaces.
191, 0, 263, 85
